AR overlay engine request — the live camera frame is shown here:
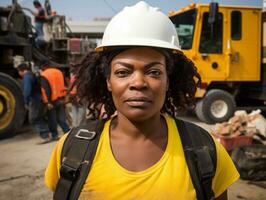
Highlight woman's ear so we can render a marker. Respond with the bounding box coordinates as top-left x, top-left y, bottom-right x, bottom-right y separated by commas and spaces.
106, 78, 112, 92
